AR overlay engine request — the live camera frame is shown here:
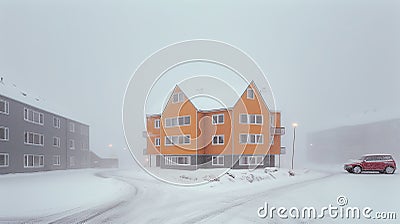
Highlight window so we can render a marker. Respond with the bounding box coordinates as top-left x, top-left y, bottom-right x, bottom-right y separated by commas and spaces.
69, 156, 75, 167
81, 142, 88, 150
240, 114, 247, 124
239, 156, 264, 166
239, 134, 264, 144
69, 139, 75, 149
155, 138, 160, 146
247, 88, 254, 99
0, 99, 9, 115
0, 127, 9, 141
53, 137, 61, 148
165, 116, 190, 128
165, 135, 190, 146
53, 155, 61, 166
212, 135, 224, 145
212, 156, 224, 166
172, 92, 184, 103
24, 154, 44, 168
24, 108, 44, 125
154, 119, 160, 129
239, 114, 262, 125
24, 132, 44, 146
0, 153, 9, 167
270, 114, 275, 127
53, 116, 61, 128
164, 156, 190, 166
212, 114, 224, 125
69, 122, 75, 132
